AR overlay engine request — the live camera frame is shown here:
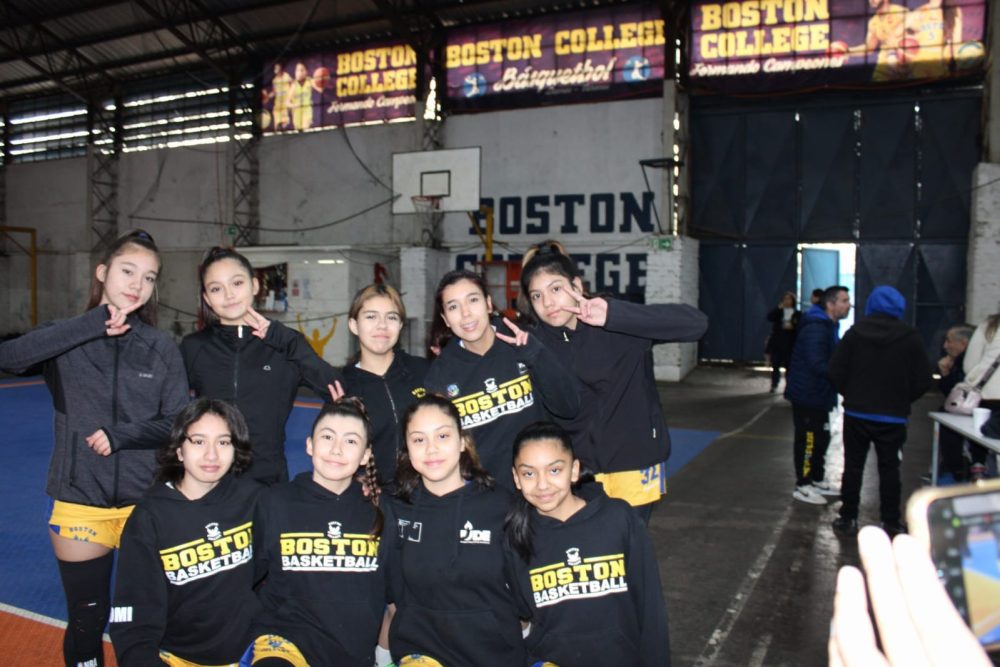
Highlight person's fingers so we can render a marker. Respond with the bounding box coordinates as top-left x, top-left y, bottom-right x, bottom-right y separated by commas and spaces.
832, 566, 891, 667
893, 534, 992, 666
560, 306, 582, 315
502, 317, 522, 335
858, 527, 931, 667
495, 332, 516, 345
119, 300, 144, 315
566, 287, 586, 303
